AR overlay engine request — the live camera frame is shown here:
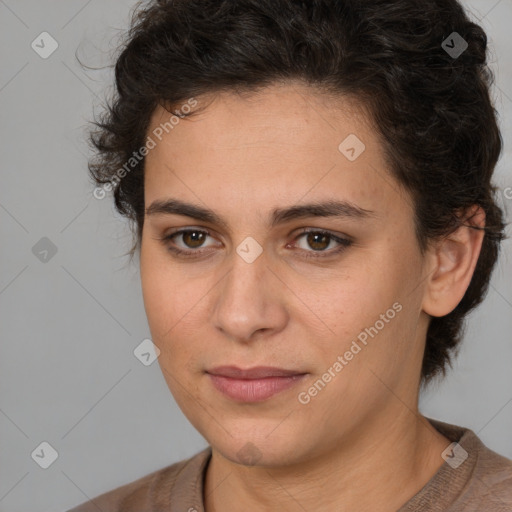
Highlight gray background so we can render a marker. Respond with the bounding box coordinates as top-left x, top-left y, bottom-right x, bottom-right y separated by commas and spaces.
0, 1, 511, 510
